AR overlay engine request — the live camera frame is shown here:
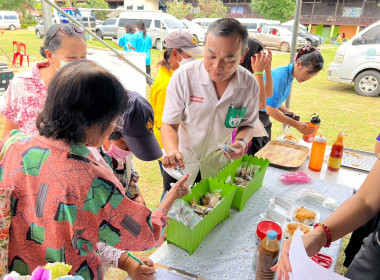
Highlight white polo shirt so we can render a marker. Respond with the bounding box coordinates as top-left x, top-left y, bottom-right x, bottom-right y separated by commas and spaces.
162, 59, 259, 185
